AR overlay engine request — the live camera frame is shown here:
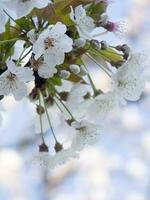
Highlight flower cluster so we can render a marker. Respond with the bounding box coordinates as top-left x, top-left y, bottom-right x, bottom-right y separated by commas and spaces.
0, 0, 149, 170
